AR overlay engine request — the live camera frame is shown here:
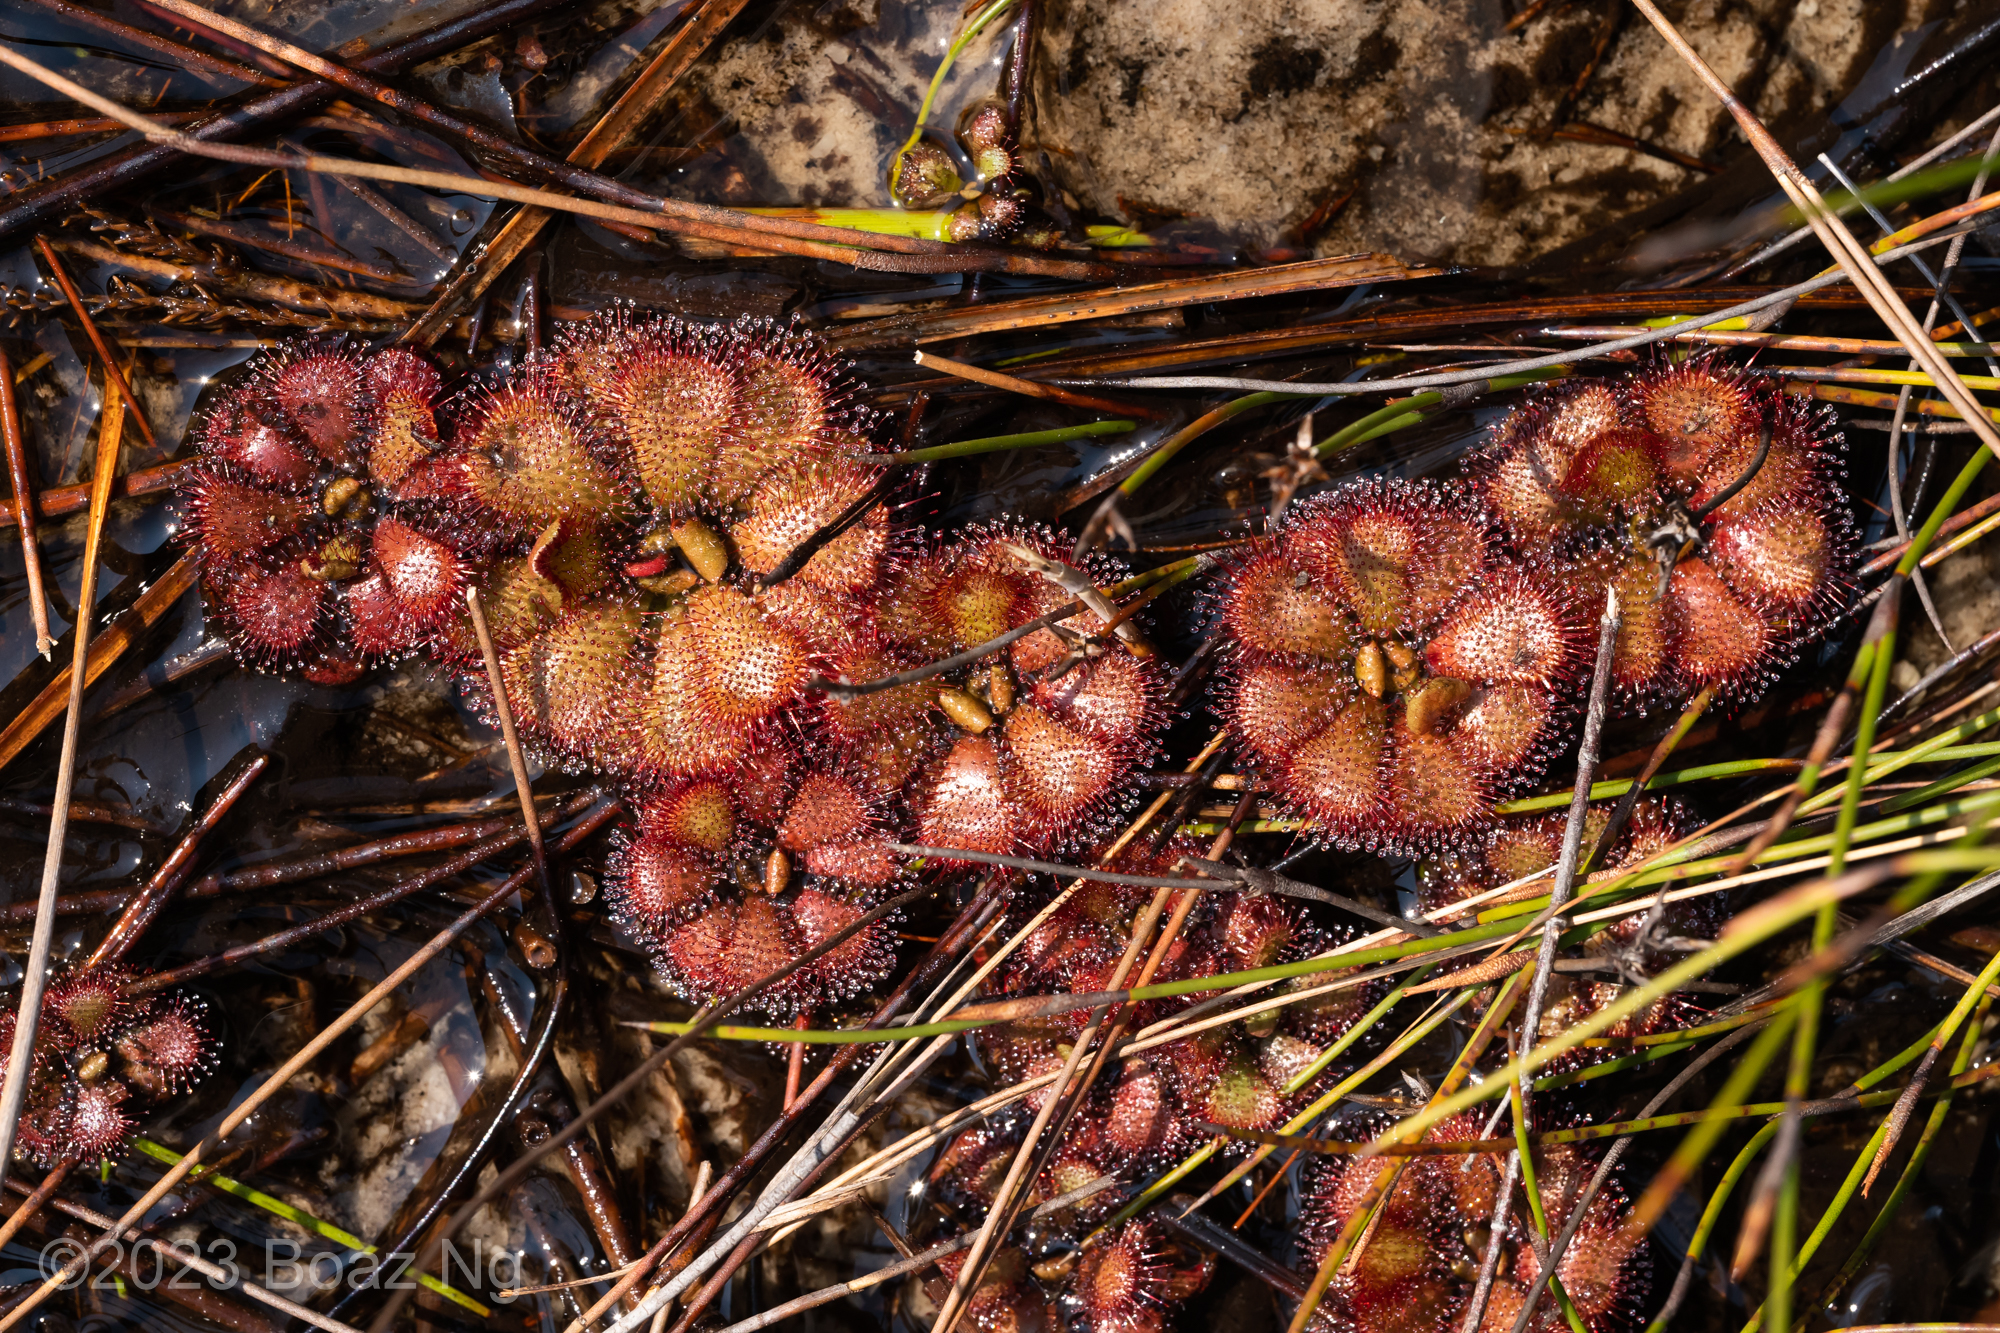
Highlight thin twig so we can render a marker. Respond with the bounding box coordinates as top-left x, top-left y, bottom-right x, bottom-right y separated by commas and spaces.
465, 587, 552, 903
33, 236, 157, 453
85, 750, 269, 967
1083, 224, 1994, 397
0, 41, 1107, 281
812, 599, 1085, 698
0, 366, 123, 1195
0, 348, 51, 657
1514, 589, 1622, 1131
914, 349, 1166, 418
